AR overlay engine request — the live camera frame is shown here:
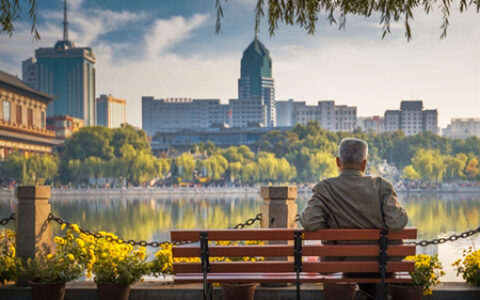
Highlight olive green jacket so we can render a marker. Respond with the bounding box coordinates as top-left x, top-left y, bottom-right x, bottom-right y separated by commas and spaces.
300, 169, 408, 231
